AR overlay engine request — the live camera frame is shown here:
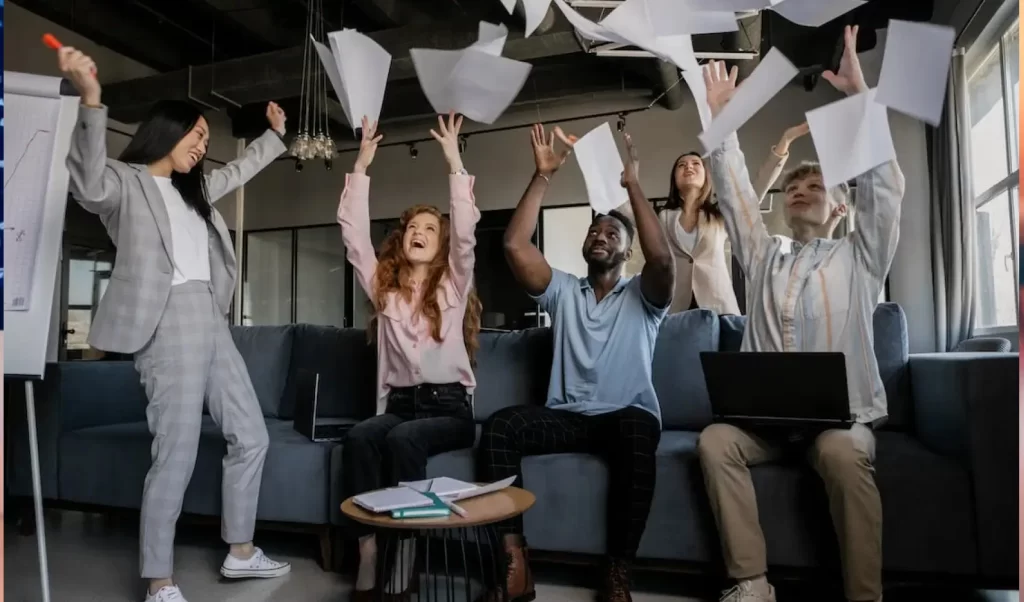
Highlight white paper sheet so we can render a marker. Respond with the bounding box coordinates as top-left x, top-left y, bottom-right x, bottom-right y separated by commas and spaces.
314, 29, 392, 130
682, 68, 714, 133
472, 21, 509, 56
600, 0, 699, 71
698, 48, 799, 153
874, 20, 955, 126
574, 122, 628, 214
446, 49, 533, 123
771, 0, 865, 28
684, 0, 777, 9
646, 0, 739, 36
522, 0, 552, 36
411, 23, 533, 124
551, 0, 616, 42
806, 89, 896, 190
